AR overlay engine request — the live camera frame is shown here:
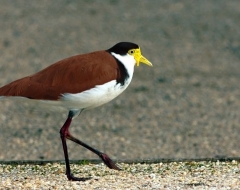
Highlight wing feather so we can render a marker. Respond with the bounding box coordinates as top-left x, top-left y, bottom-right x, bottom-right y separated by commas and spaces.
0, 51, 120, 100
